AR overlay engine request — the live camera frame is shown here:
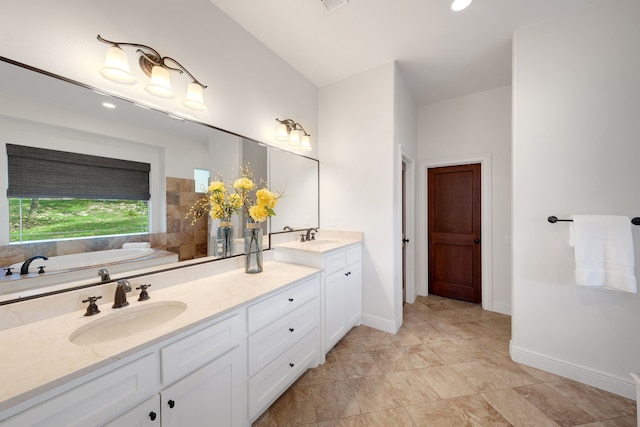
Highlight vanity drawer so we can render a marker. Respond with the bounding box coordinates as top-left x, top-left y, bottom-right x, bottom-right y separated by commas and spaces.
248, 329, 318, 419
247, 276, 318, 334
248, 299, 318, 376
324, 251, 346, 275
161, 310, 242, 386
3, 352, 159, 427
